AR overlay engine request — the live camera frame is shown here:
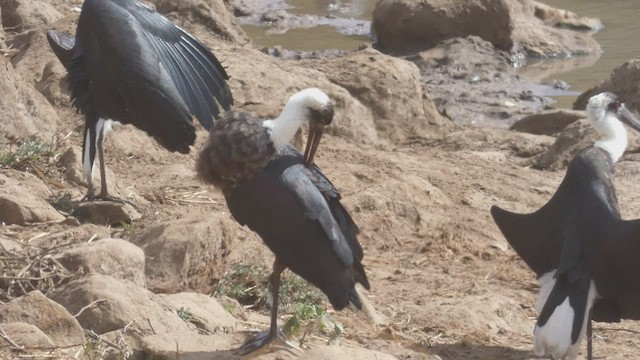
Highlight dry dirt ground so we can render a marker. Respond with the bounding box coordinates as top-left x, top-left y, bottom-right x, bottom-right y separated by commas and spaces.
3, 1, 640, 360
